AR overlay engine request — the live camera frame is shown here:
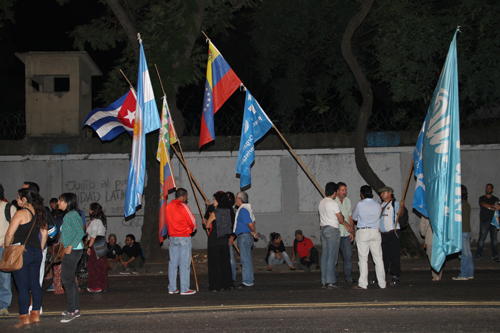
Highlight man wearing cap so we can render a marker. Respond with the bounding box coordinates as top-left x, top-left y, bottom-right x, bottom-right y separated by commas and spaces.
352, 185, 386, 290
291, 230, 320, 272
378, 186, 404, 286
106, 234, 122, 271
334, 182, 356, 284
